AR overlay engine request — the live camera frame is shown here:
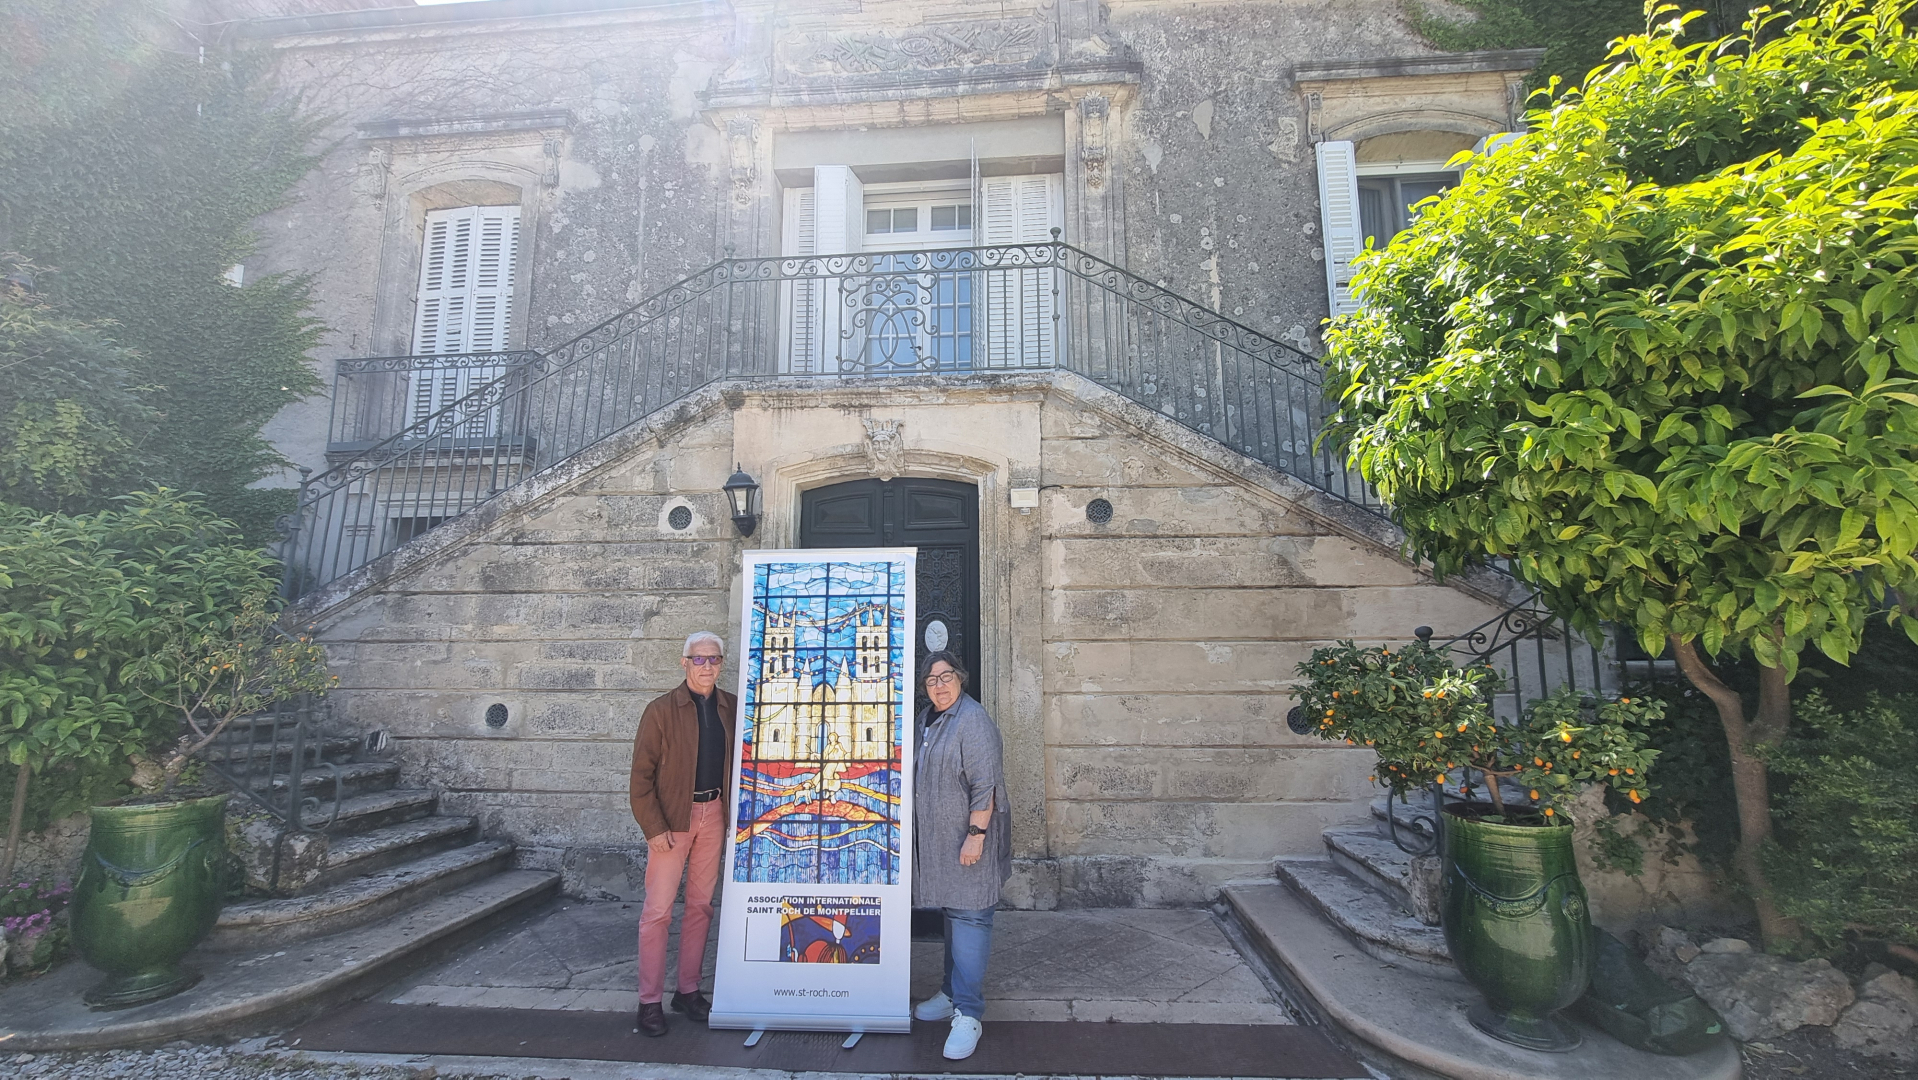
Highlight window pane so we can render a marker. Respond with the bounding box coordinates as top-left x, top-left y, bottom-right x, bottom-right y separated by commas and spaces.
867, 209, 892, 234
931, 205, 957, 230
1399, 179, 1453, 227
1357, 179, 1391, 252
958, 205, 971, 229
892, 207, 917, 233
